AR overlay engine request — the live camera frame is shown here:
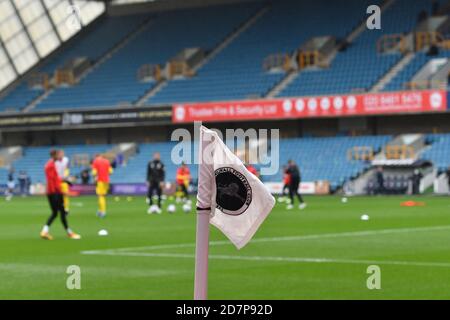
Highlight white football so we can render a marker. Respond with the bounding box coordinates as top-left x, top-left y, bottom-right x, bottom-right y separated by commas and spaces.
361, 214, 370, 221
147, 204, 159, 214
167, 204, 176, 213
182, 203, 191, 213
98, 229, 108, 236
341, 197, 348, 203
